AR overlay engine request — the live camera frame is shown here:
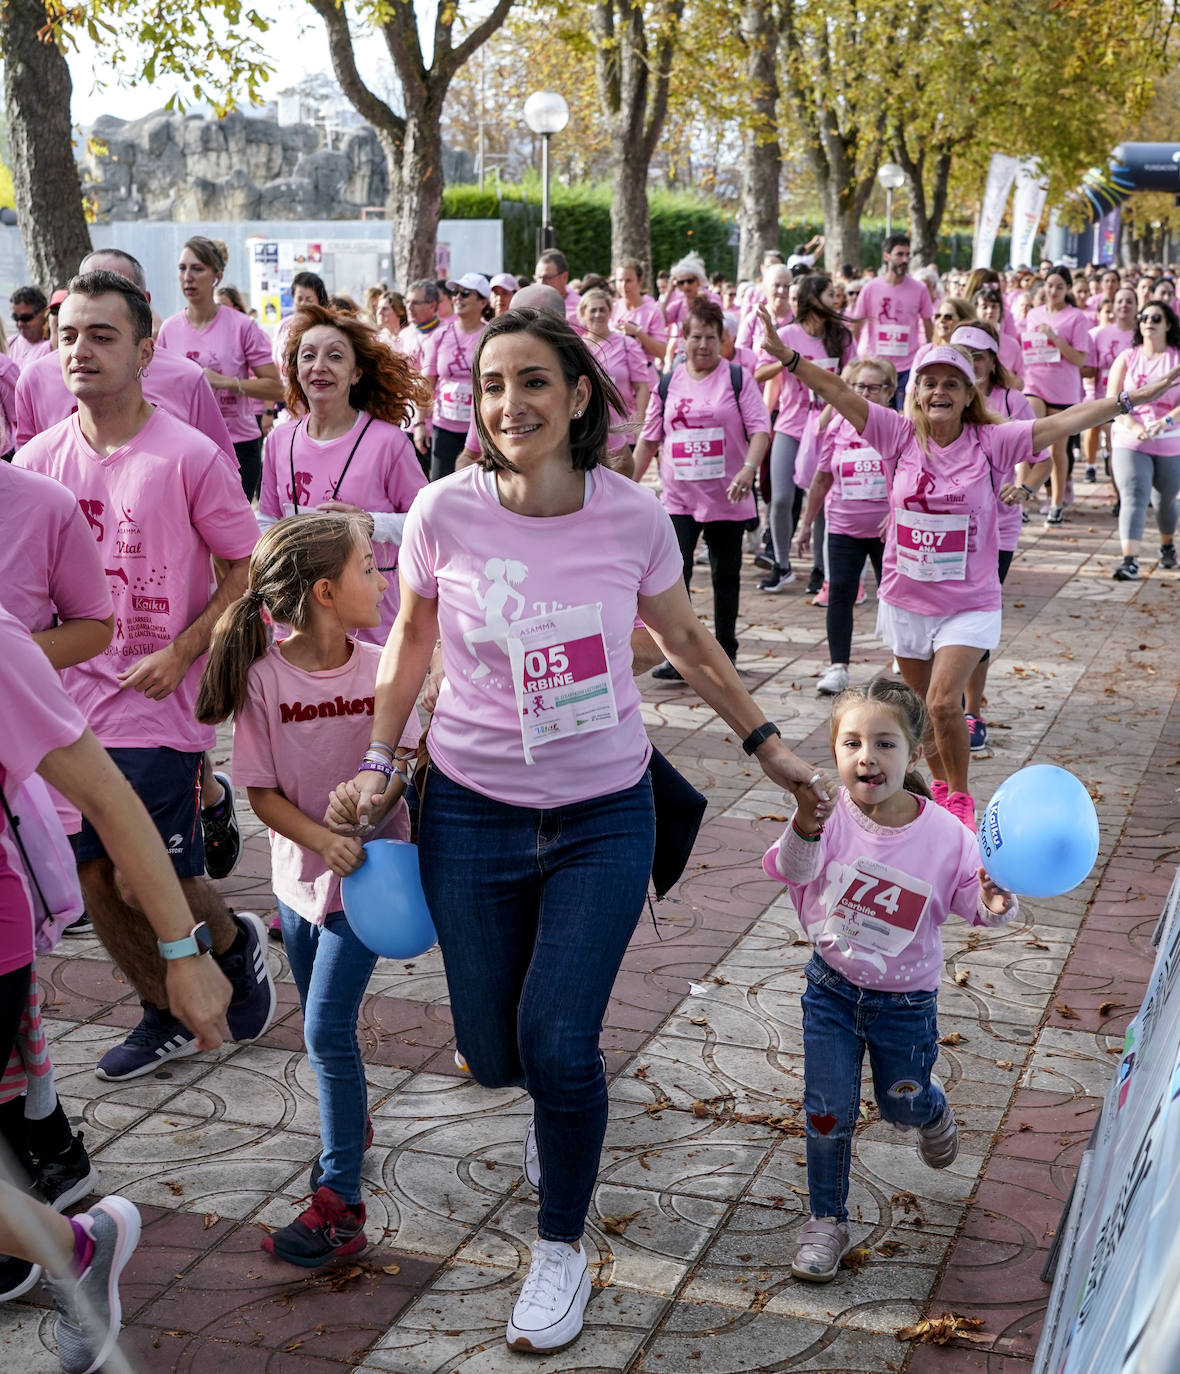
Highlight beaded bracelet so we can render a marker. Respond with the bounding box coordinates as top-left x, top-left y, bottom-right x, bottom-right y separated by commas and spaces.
791, 815, 822, 842
359, 757, 394, 782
